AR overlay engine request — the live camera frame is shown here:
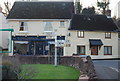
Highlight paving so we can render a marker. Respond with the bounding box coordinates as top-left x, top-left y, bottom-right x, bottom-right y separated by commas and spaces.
93, 60, 120, 81
78, 74, 89, 81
